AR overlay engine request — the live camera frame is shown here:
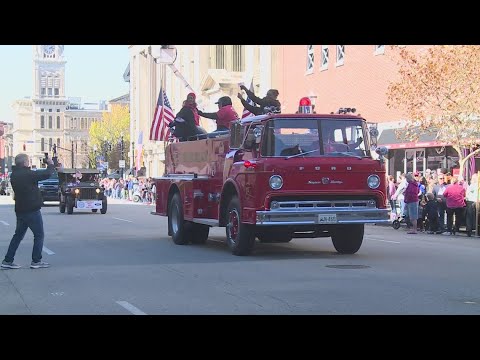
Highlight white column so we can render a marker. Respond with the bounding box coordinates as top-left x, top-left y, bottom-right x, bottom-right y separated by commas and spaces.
245, 45, 254, 83
194, 45, 200, 93
259, 45, 272, 96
